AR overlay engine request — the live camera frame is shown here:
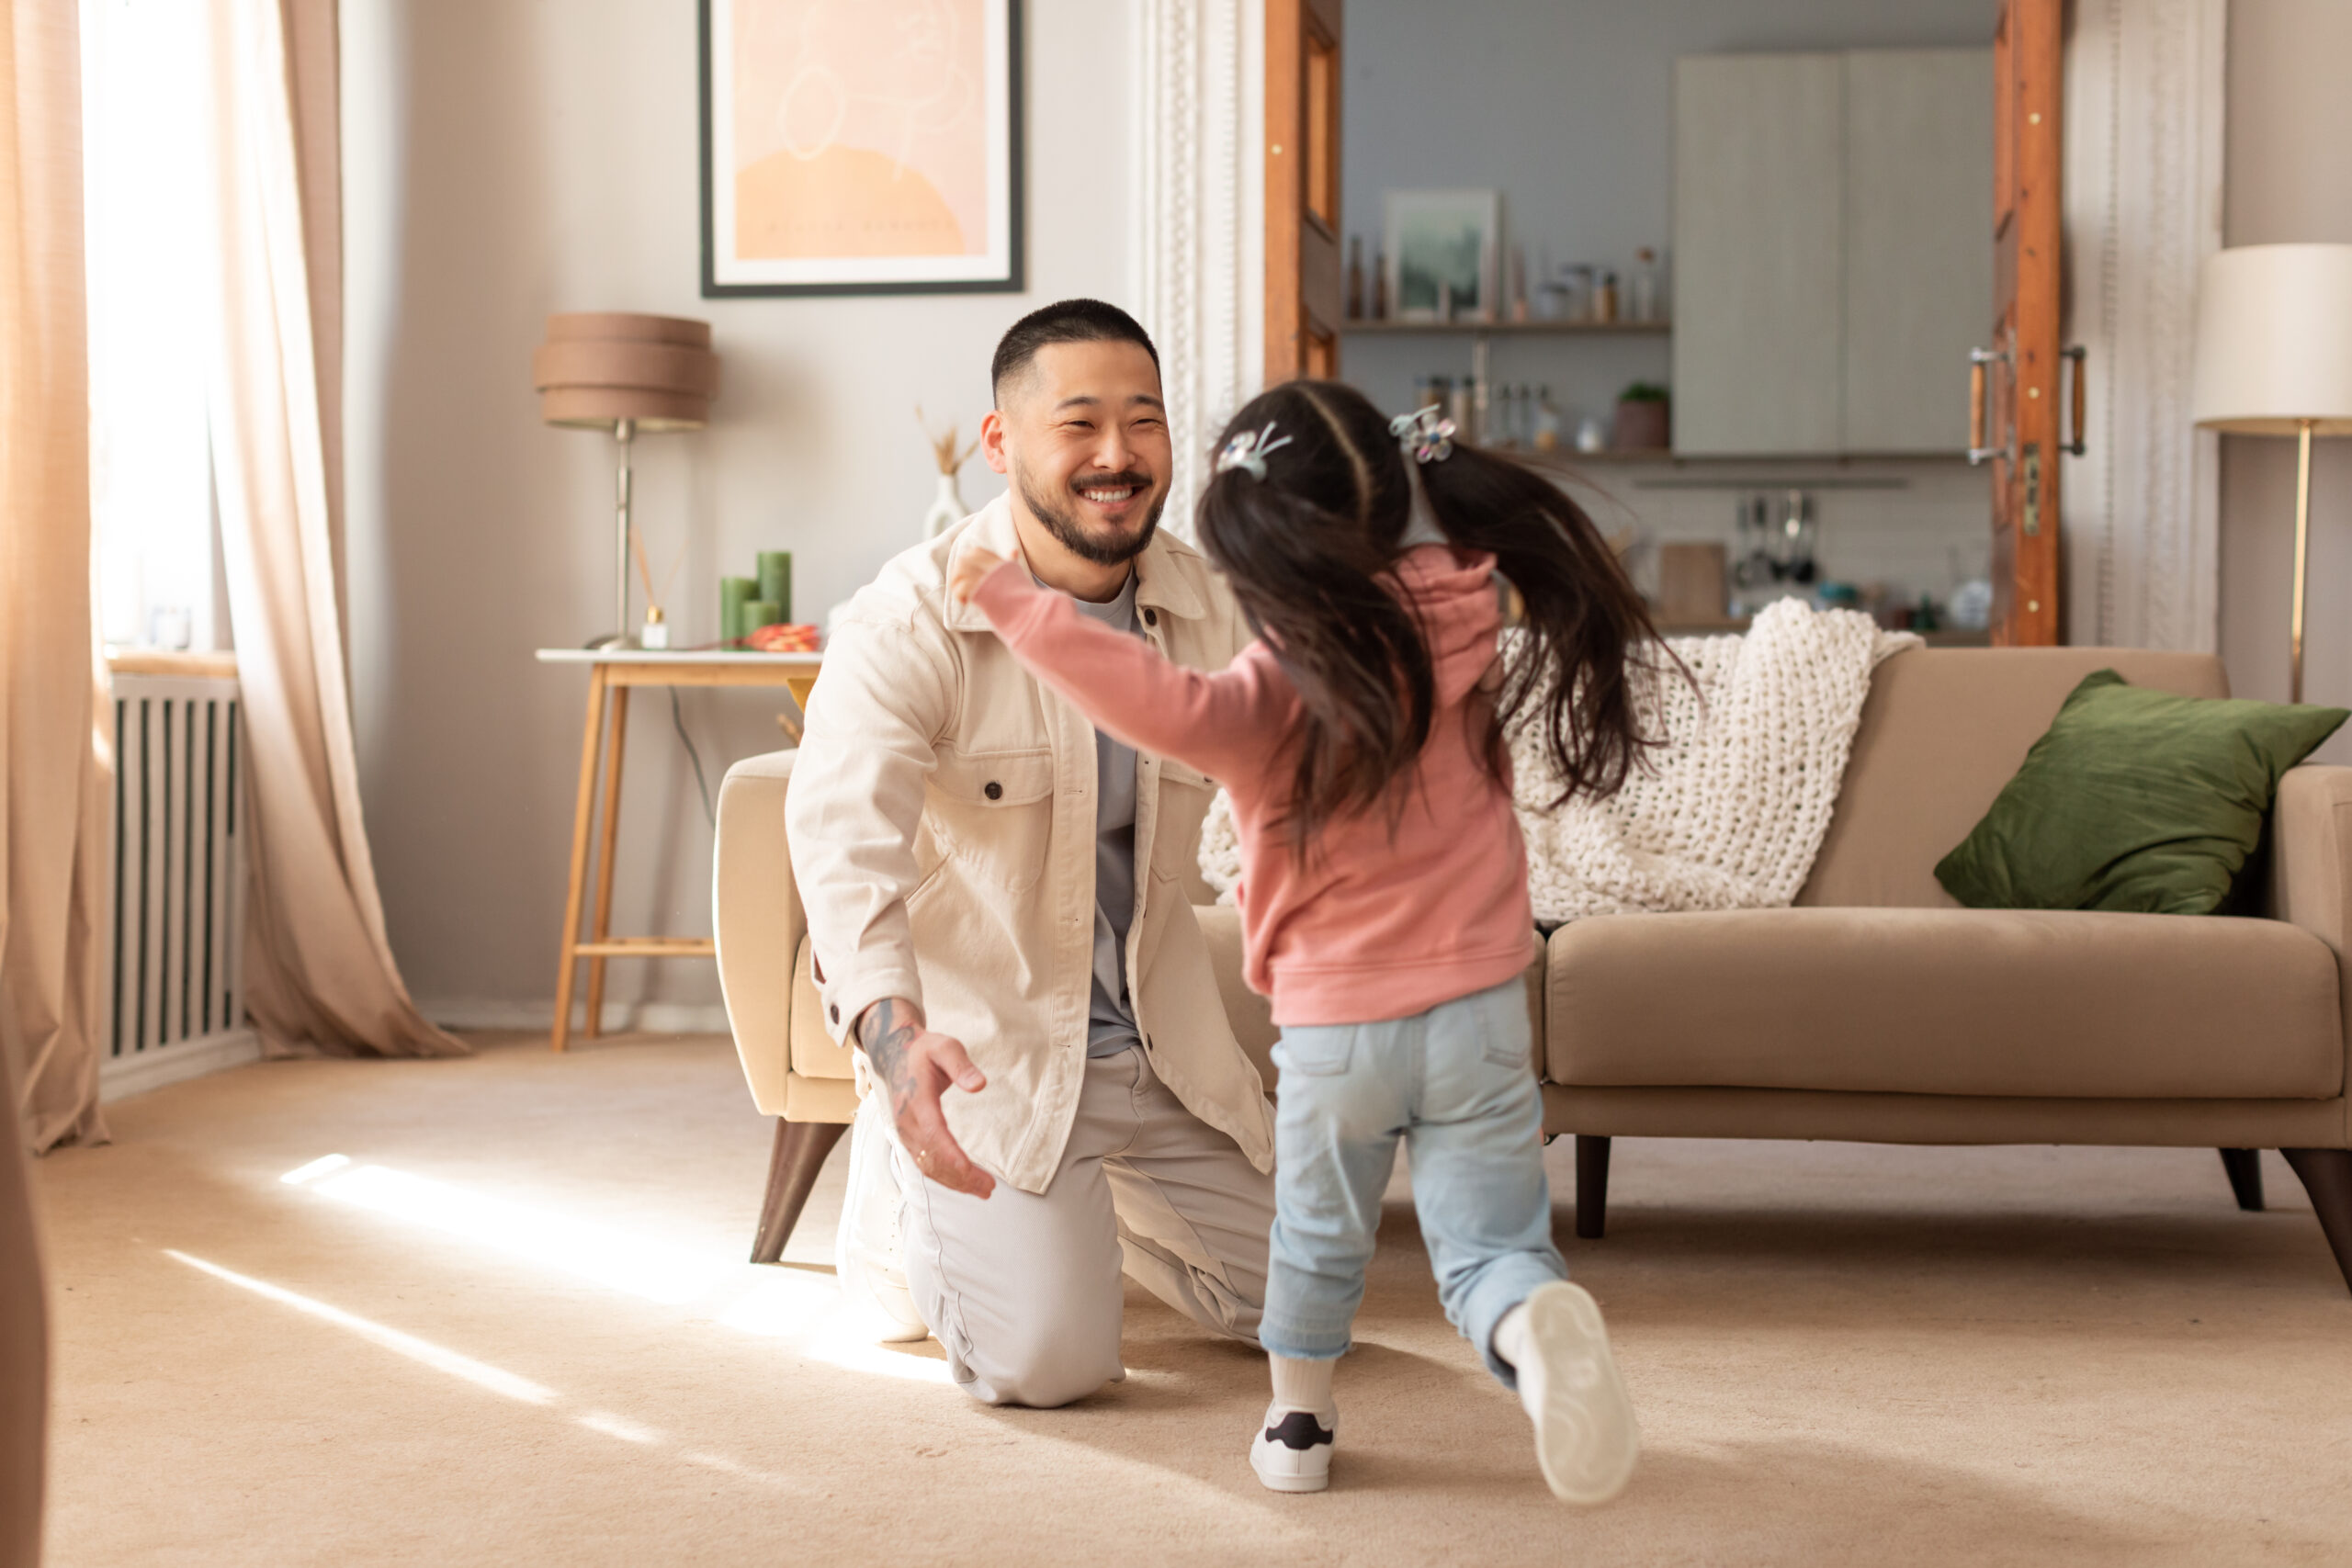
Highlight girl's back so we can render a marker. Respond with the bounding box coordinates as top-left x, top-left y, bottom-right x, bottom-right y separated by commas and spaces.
1213, 543, 1532, 1027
